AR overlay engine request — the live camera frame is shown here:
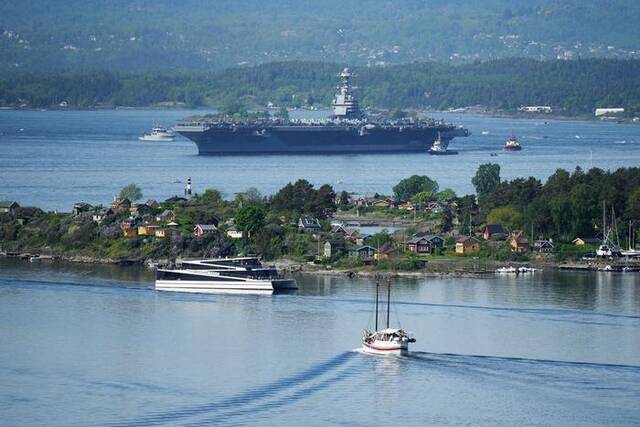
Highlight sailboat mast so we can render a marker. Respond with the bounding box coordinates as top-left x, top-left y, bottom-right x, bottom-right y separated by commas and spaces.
386, 282, 391, 329
375, 282, 379, 331
602, 201, 606, 242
